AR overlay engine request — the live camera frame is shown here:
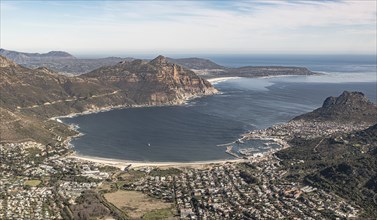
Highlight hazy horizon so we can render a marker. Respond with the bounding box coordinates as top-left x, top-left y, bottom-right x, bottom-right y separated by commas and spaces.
2, 47, 377, 60
1, 0, 376, 55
